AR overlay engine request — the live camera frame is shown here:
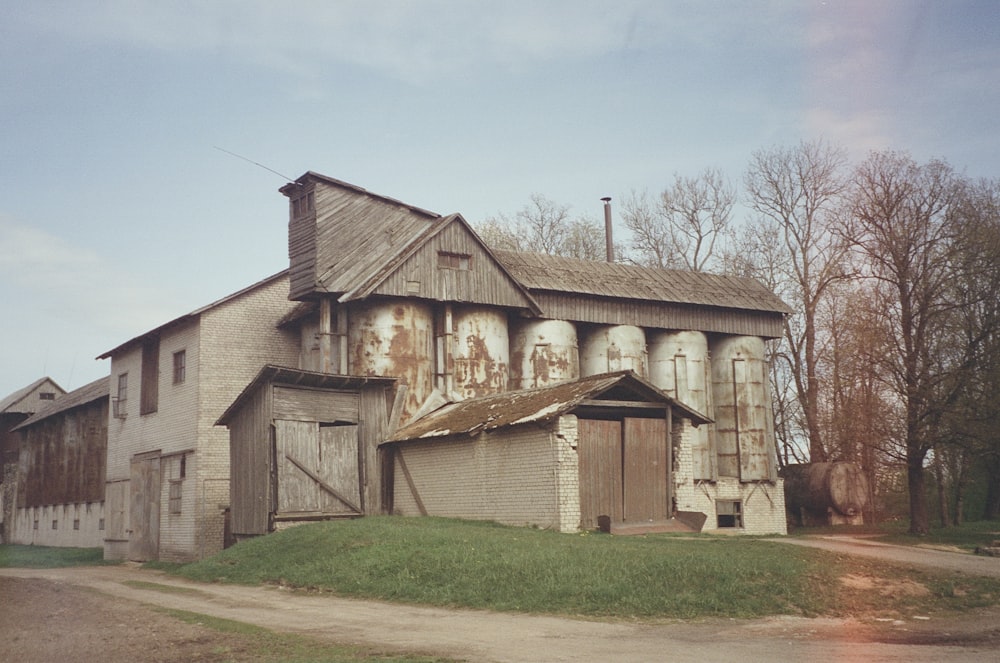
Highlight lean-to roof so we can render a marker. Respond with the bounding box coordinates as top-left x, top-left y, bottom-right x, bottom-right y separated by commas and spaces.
385, 371, 710, 444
